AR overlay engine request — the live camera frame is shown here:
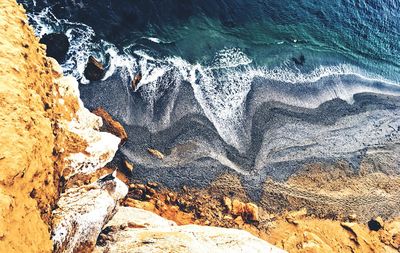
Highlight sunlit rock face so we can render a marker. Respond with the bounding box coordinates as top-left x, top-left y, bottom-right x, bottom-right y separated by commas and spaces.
52, 177, 128, 253
94, 207, 286, 253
